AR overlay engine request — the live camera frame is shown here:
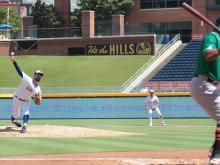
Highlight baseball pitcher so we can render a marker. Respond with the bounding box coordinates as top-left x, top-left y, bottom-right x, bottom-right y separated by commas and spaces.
145, 89, 166, 127
9, 52, 43, 133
